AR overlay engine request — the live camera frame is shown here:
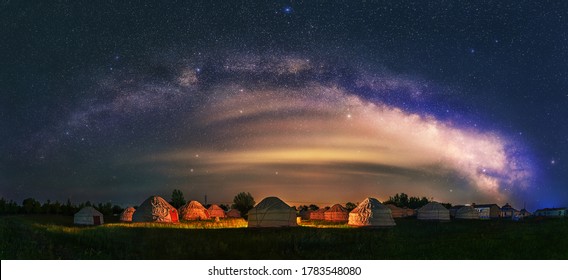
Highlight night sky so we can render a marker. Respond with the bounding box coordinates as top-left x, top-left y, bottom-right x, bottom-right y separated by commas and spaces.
1, 1, 567, 210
